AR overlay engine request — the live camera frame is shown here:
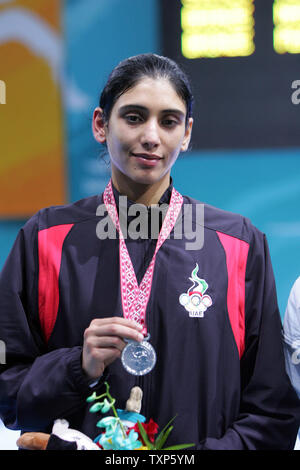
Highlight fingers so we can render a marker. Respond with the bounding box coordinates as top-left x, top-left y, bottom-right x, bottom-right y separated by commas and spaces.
87, 346, 122, 369
82, 317, 145, 379
87, 317, 144, 343
84, 333, 126, 353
